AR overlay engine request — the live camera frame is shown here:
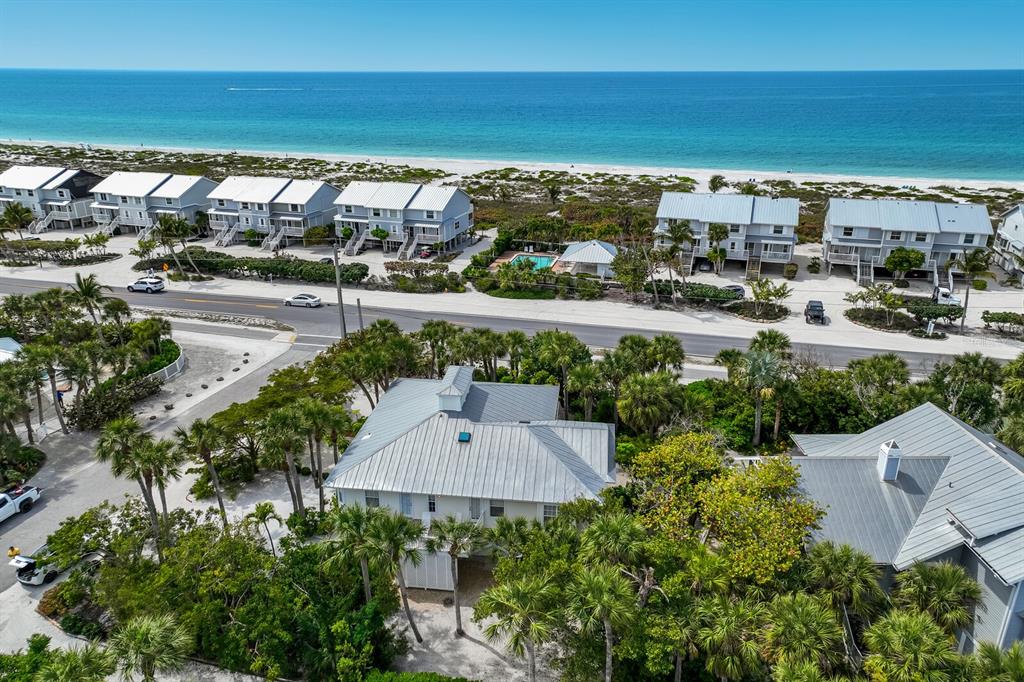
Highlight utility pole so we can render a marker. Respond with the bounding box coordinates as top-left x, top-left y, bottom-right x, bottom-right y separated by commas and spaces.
333, 241, 347, 339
